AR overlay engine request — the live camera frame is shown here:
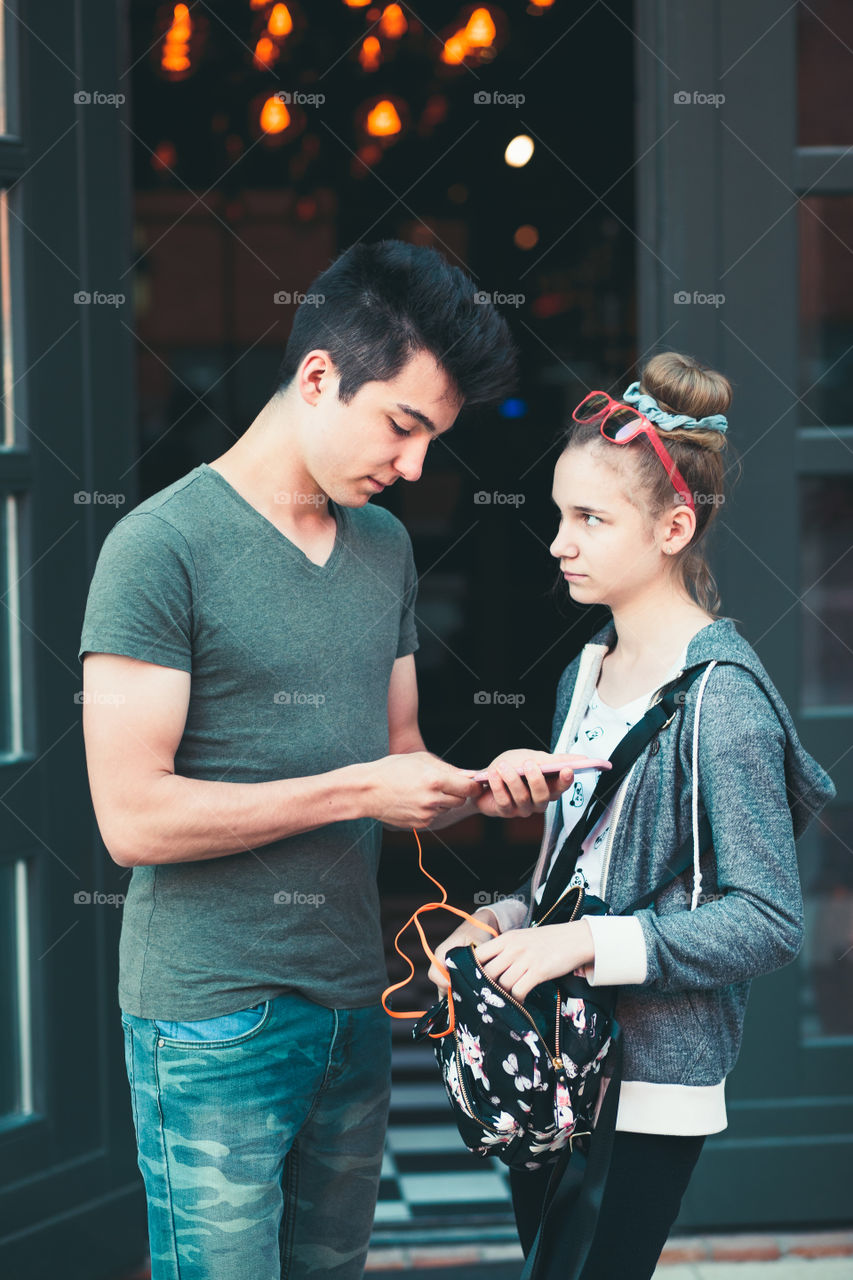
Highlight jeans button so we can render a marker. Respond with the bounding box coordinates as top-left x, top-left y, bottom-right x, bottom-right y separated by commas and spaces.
158, 1037, 165, 1047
